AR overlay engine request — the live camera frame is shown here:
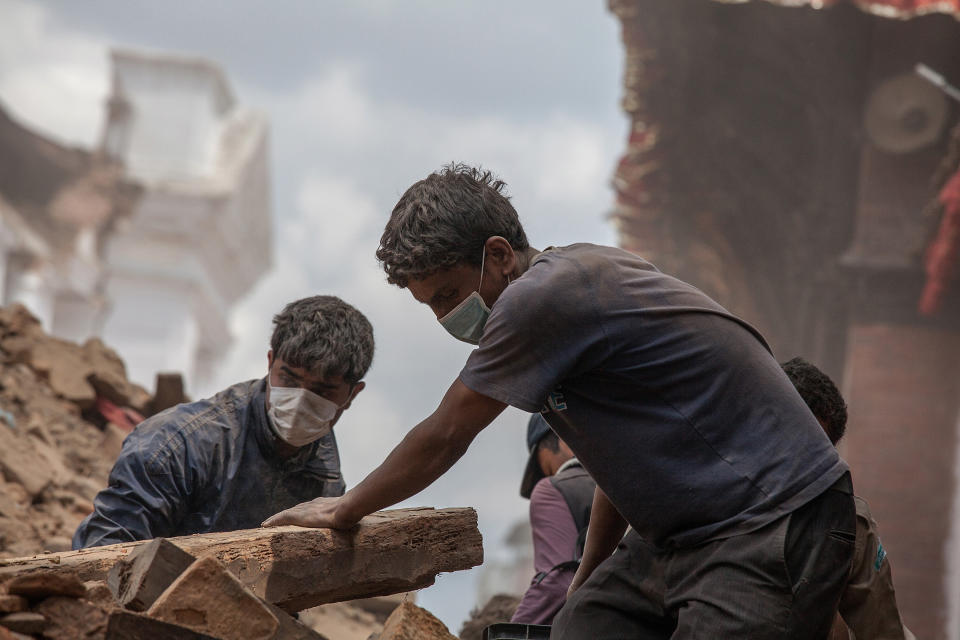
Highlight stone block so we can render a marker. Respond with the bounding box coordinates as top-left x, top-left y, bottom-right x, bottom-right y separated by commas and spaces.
106, 611, 218, 640
378, 602, 457, 640
107, 538, 195, 612
0, 612, 46, 635
0, 425, 55, 499
34, 596, 108, 640
5, 571, 86, 601
0, 625, 33, 640
29, 339, 96, 409
146, 555, 278, 640
0, 597, 26, 614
